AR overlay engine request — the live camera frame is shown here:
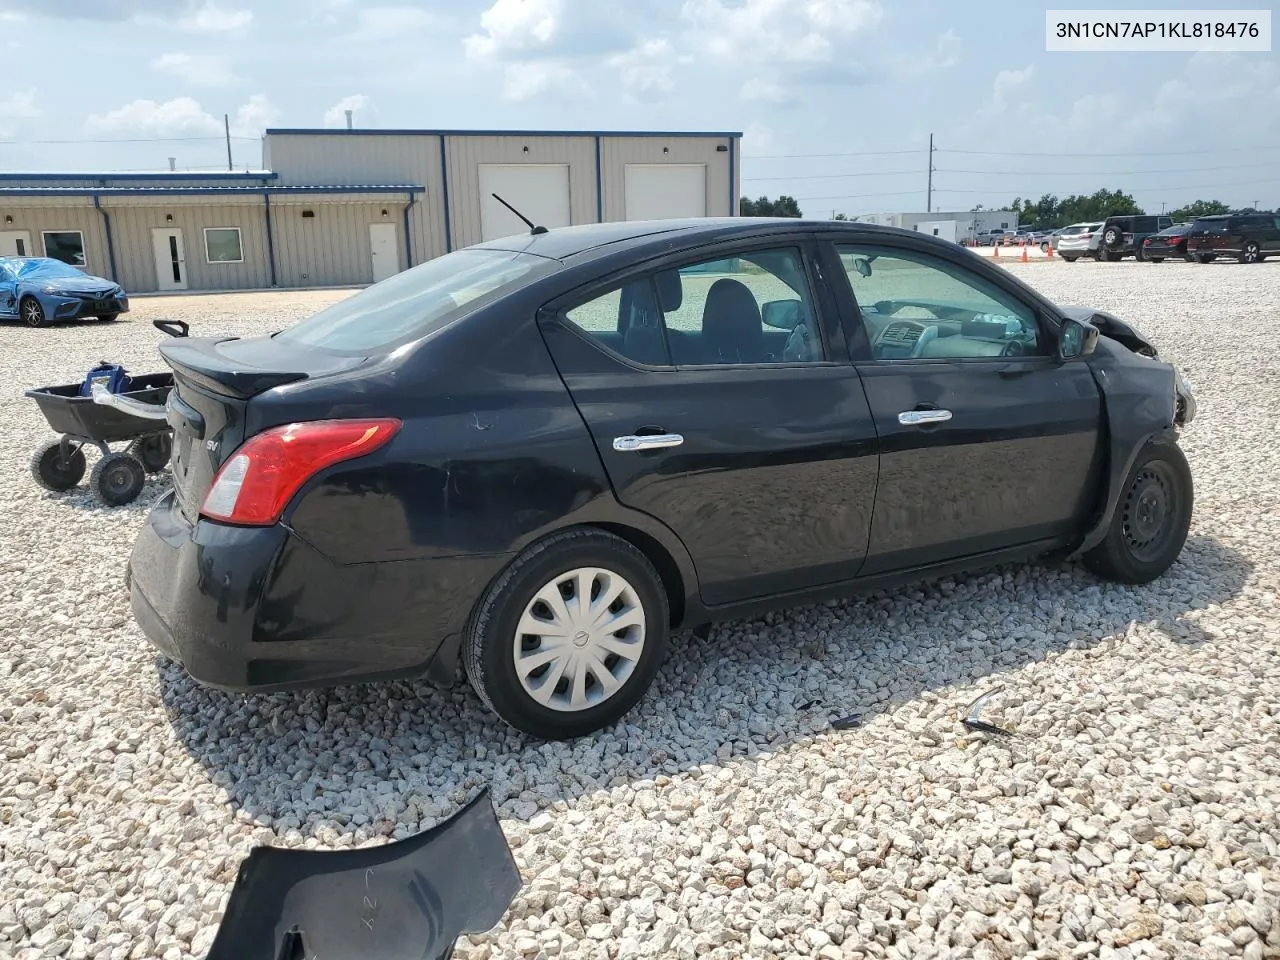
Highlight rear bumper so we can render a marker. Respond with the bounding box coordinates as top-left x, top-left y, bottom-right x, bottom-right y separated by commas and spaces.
128, 489, 505, 692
